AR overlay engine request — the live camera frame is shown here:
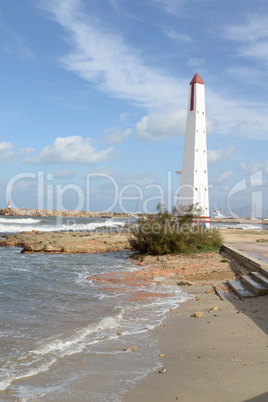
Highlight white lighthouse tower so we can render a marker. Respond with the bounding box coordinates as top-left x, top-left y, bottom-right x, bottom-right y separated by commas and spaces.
178, 73, 210, 227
